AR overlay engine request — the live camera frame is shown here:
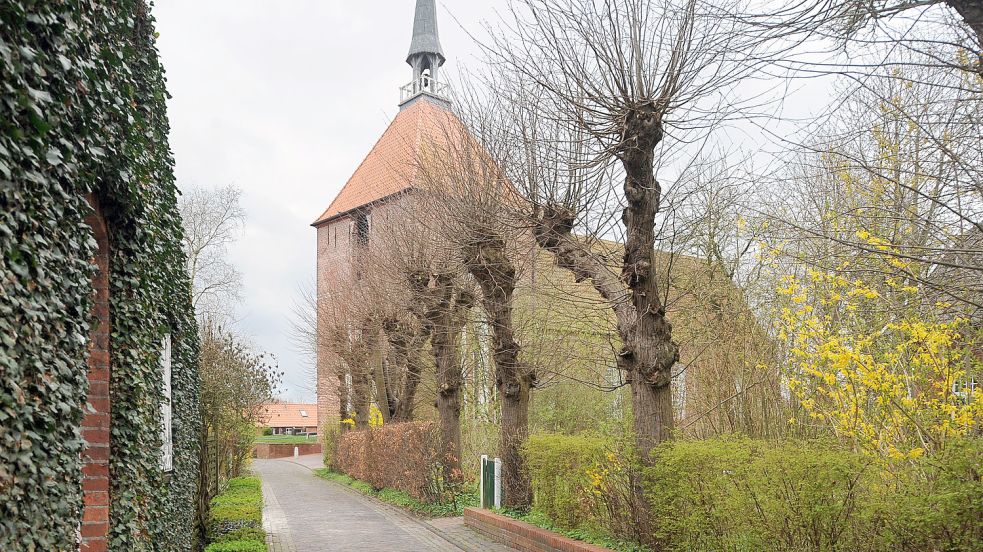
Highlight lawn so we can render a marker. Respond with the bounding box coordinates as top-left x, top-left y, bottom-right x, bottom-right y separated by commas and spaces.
254, 434, 317, 444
